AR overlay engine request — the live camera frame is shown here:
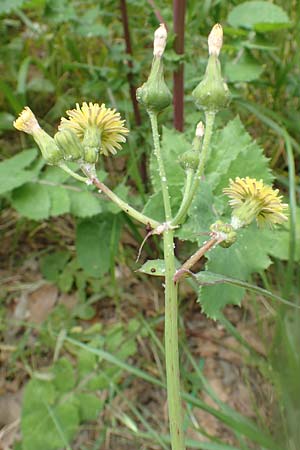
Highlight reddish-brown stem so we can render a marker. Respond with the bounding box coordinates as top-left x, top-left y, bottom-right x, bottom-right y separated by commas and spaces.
173, 0, 186, 132
119, 0, 142, 126
146, 0, 166, 25
174, 237, 219, 282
